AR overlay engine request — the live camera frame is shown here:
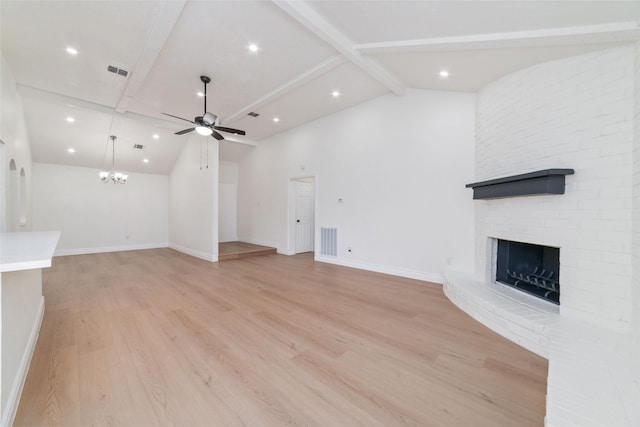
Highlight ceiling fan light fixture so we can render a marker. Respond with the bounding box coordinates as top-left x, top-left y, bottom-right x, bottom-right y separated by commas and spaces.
165, 75, 246, 140
196, 126, 213, 136
202, 112, 217, 125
